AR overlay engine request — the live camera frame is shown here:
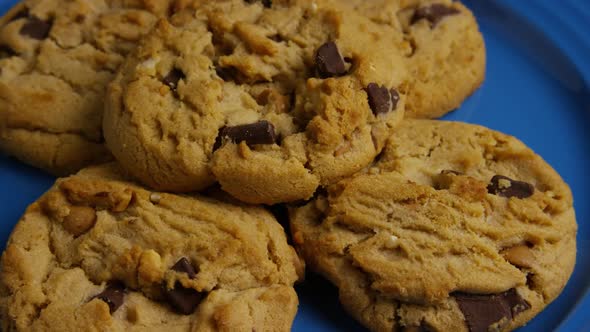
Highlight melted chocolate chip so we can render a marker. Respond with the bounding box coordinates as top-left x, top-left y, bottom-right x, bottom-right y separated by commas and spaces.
162, 68, 185, 91
20, 16, 52, 40
411, 4, 460, 26
315, 41, 347, 78
171, 257, 197, 279
214, 121, 277, 150
366, 83, 400, 115
0, 45, 17, 58
454, 289, 530, 332
487, 175, 535, 199
94, 282, 126, 314
164, 258, 203, 315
